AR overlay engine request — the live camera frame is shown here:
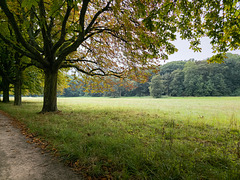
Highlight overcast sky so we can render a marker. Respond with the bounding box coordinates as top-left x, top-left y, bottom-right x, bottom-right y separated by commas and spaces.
166, 37, 240, 63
